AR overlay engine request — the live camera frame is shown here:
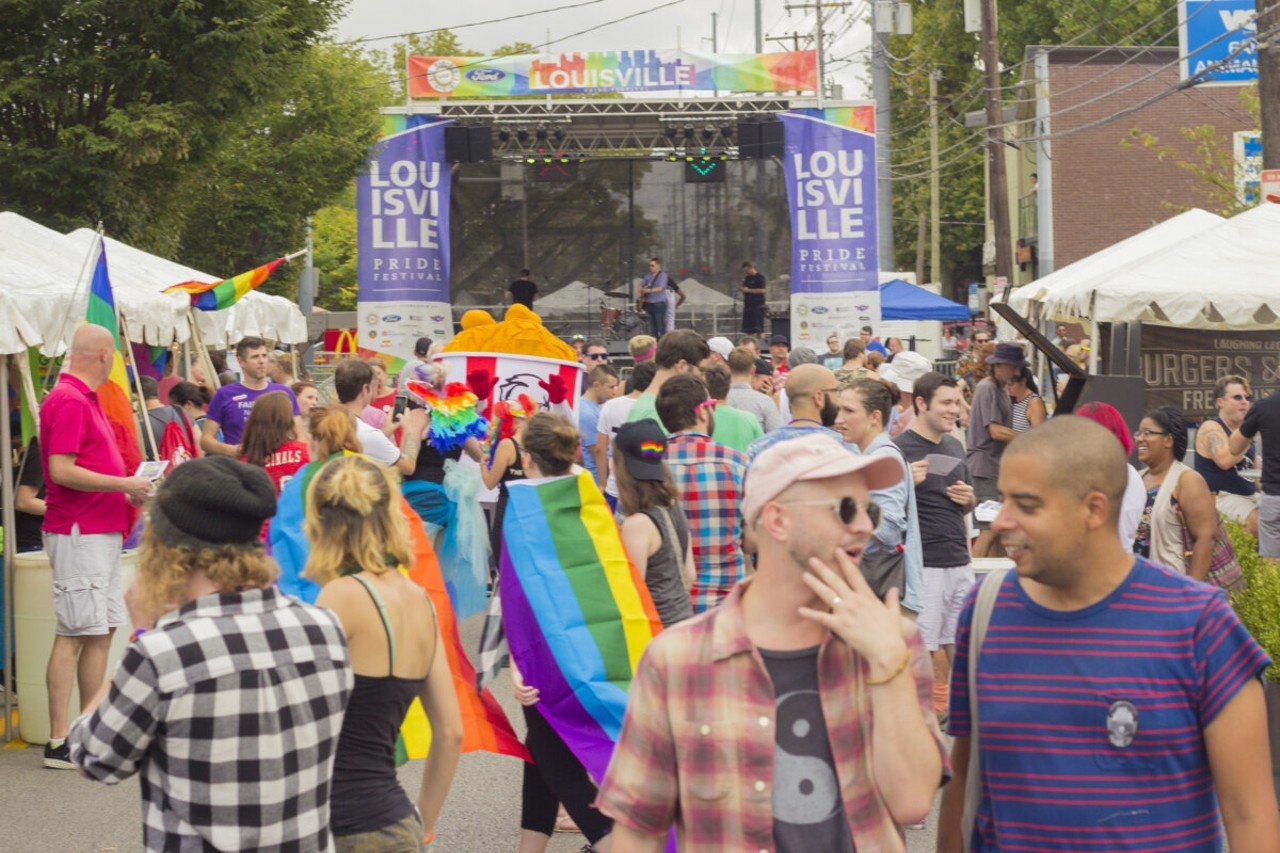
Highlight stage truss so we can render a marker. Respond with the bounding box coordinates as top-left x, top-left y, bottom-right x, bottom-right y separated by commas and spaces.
383, 96, 867, 160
